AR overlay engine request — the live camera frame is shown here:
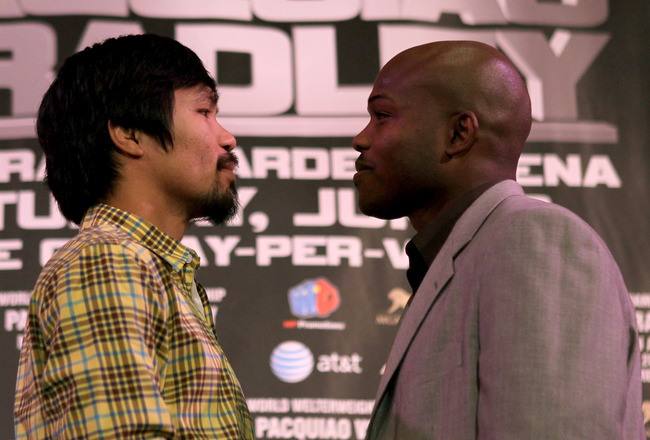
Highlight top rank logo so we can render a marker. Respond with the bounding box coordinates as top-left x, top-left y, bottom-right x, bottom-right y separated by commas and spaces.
283, 278, 346, 331
289, 277, 340, 318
